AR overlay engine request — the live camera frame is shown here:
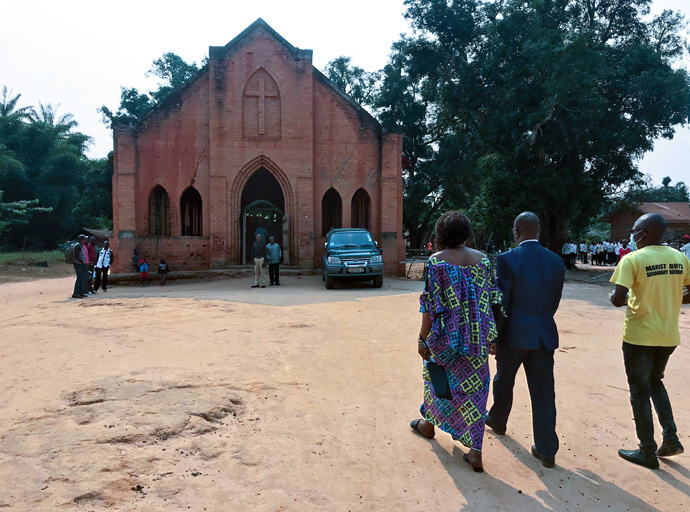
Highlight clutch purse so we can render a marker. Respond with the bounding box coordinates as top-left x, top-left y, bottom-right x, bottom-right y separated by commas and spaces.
425, 361, 452, 400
